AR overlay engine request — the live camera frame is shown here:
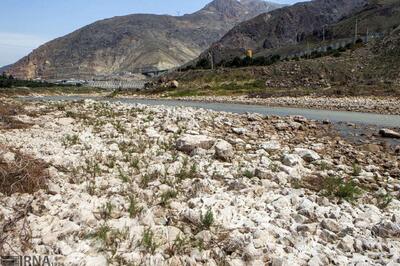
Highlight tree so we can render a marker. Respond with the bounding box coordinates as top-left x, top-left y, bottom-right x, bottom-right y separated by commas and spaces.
196, 58, 211, 69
